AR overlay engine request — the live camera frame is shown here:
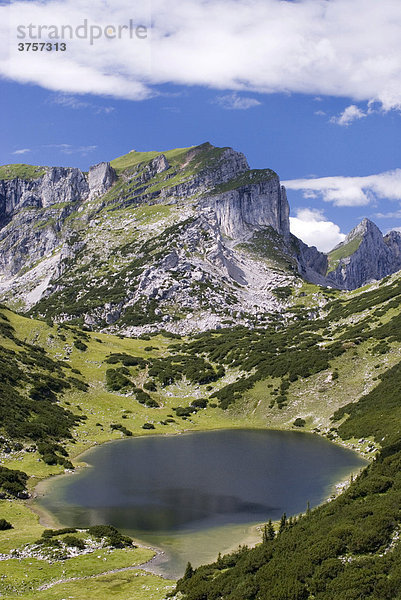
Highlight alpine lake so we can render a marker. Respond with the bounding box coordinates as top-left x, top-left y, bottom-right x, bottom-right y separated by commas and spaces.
36, 429, 366, 578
